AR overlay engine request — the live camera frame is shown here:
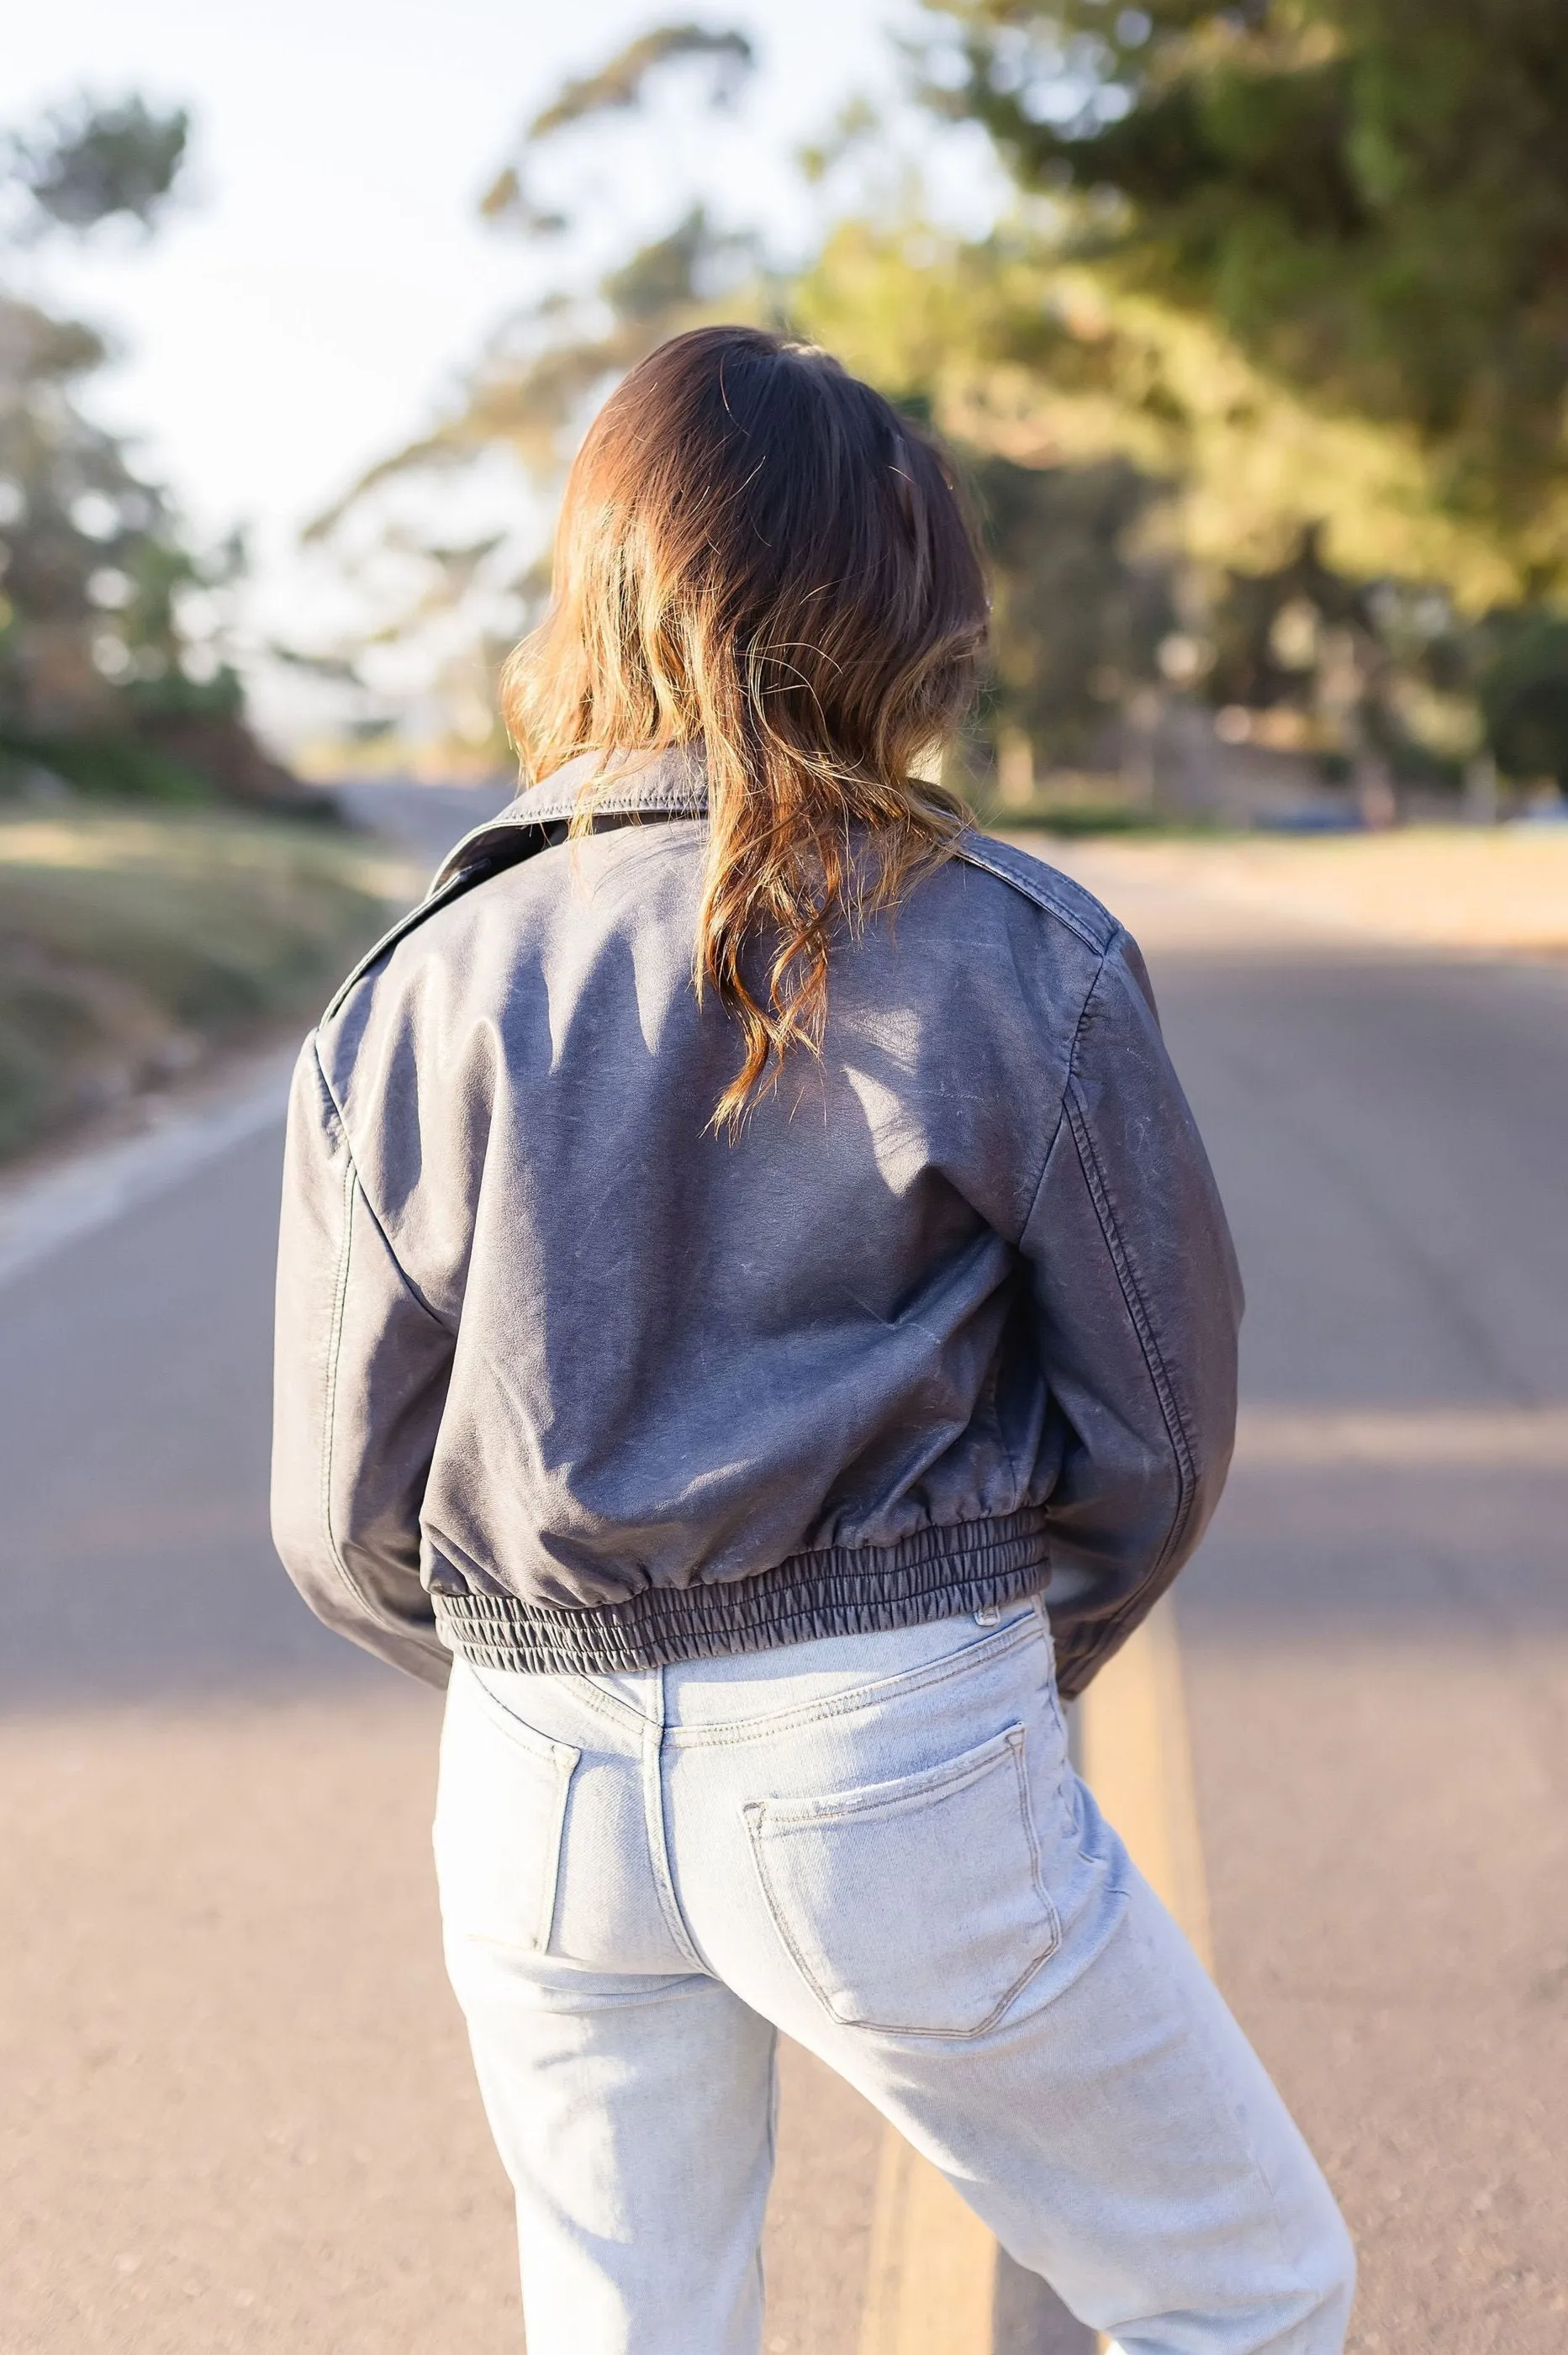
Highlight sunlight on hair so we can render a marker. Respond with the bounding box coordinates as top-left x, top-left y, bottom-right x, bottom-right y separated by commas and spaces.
500, 325, 989, 1133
